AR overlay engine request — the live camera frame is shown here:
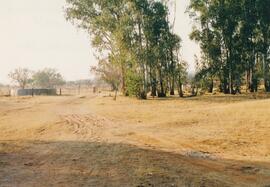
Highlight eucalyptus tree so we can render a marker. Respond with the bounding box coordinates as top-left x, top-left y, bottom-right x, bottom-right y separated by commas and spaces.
175, 59, 188, 97
256, 0, 270, 91
66, 0, 184, 99
66, 0, 131, 94
188, 0, 270, 94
